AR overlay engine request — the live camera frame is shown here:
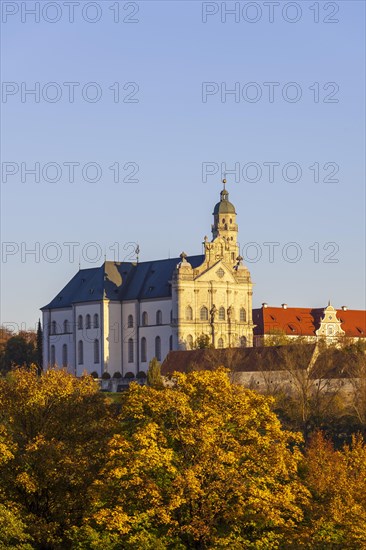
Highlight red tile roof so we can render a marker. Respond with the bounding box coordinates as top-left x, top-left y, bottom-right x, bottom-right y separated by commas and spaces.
253, 307, 366, 338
